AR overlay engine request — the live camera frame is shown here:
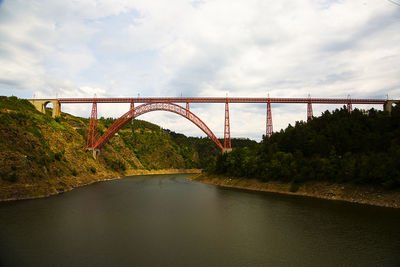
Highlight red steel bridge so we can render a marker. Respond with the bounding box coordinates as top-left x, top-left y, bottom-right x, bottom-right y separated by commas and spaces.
45, 97, 396, 155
